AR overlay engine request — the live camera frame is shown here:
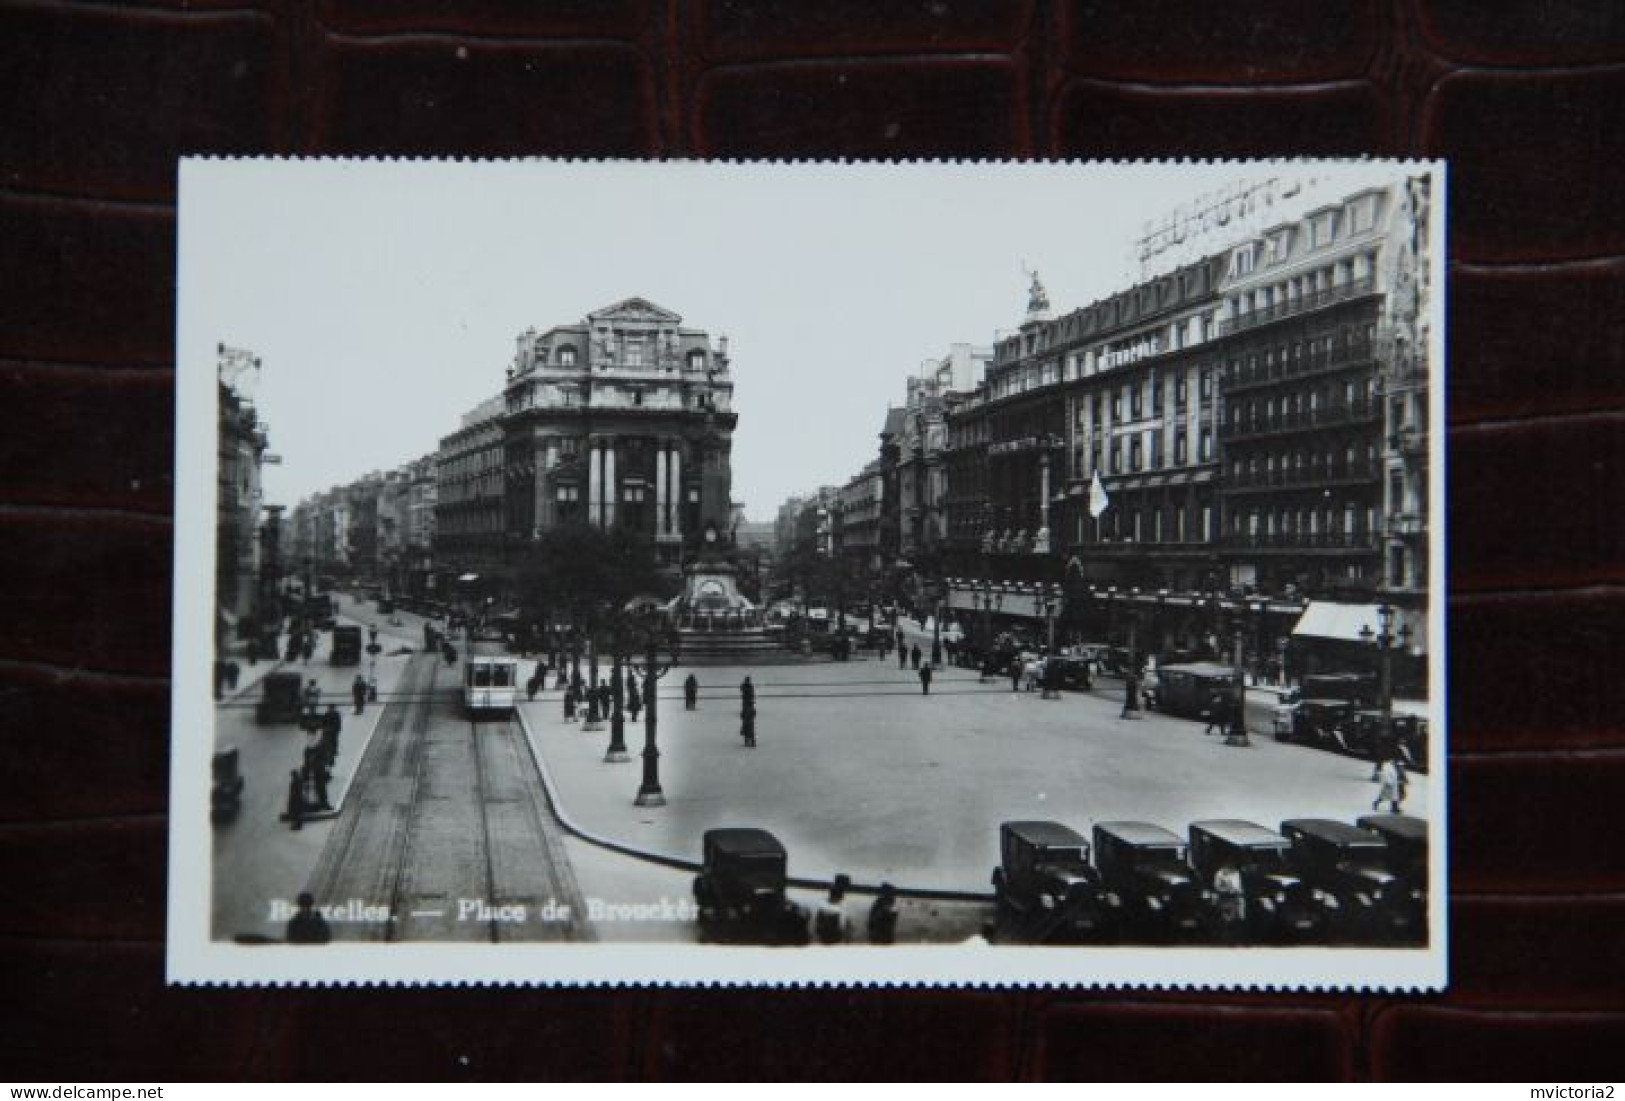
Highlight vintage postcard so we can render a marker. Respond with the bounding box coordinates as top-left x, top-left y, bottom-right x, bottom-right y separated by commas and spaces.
170, 158, 1447, 987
